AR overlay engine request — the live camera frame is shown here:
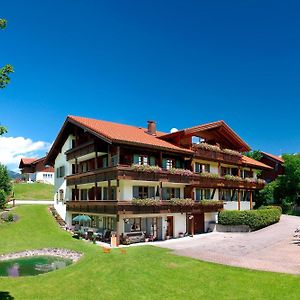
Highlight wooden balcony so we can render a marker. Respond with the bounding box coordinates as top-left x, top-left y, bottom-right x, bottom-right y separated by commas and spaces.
66, 165, 265, 190
65, 141, 98, 161
190, 176, 266, 190
66, 200, 223, 215
193, 146, 242, 165
67, 201, 118, 214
